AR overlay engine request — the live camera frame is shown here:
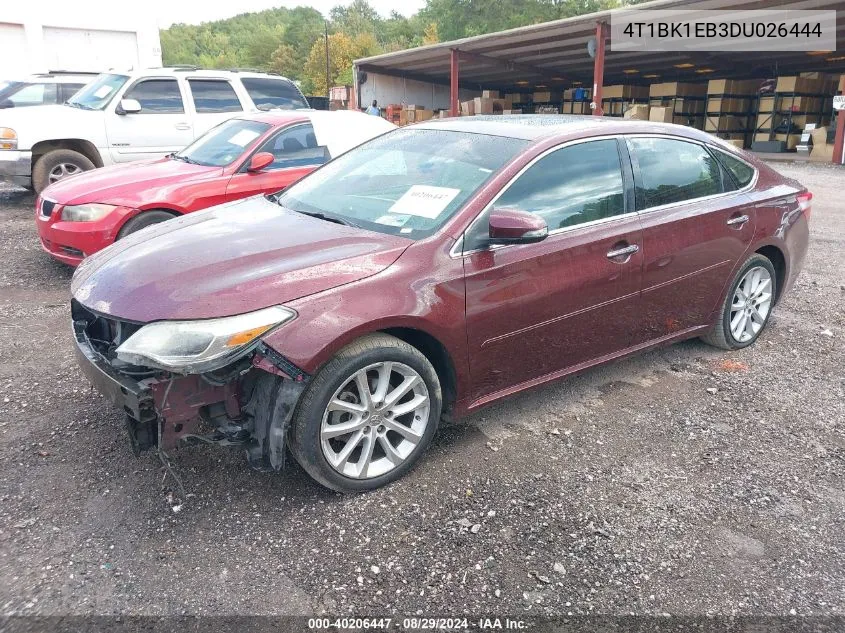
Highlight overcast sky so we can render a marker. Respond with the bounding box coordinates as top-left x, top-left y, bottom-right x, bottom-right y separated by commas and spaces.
151, 0, 426, 26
